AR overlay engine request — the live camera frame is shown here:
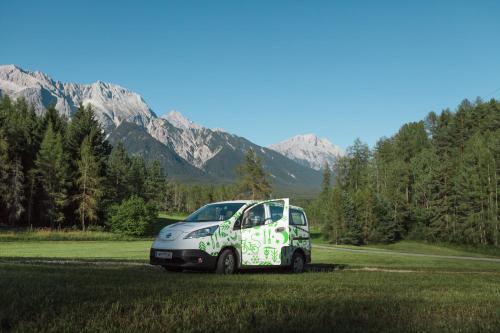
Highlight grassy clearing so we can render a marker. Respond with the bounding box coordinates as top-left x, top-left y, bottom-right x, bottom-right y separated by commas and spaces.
1, 224, 500, 332
0, 262, 499, 332
1, 240, 499, 272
